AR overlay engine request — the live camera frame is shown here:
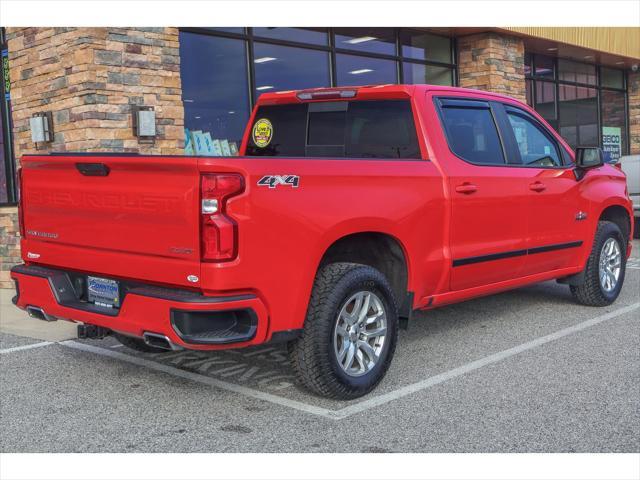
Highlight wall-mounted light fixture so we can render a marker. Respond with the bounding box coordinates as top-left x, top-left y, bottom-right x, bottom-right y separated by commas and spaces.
30, 112, 53, 147
132, 106, 156, 143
